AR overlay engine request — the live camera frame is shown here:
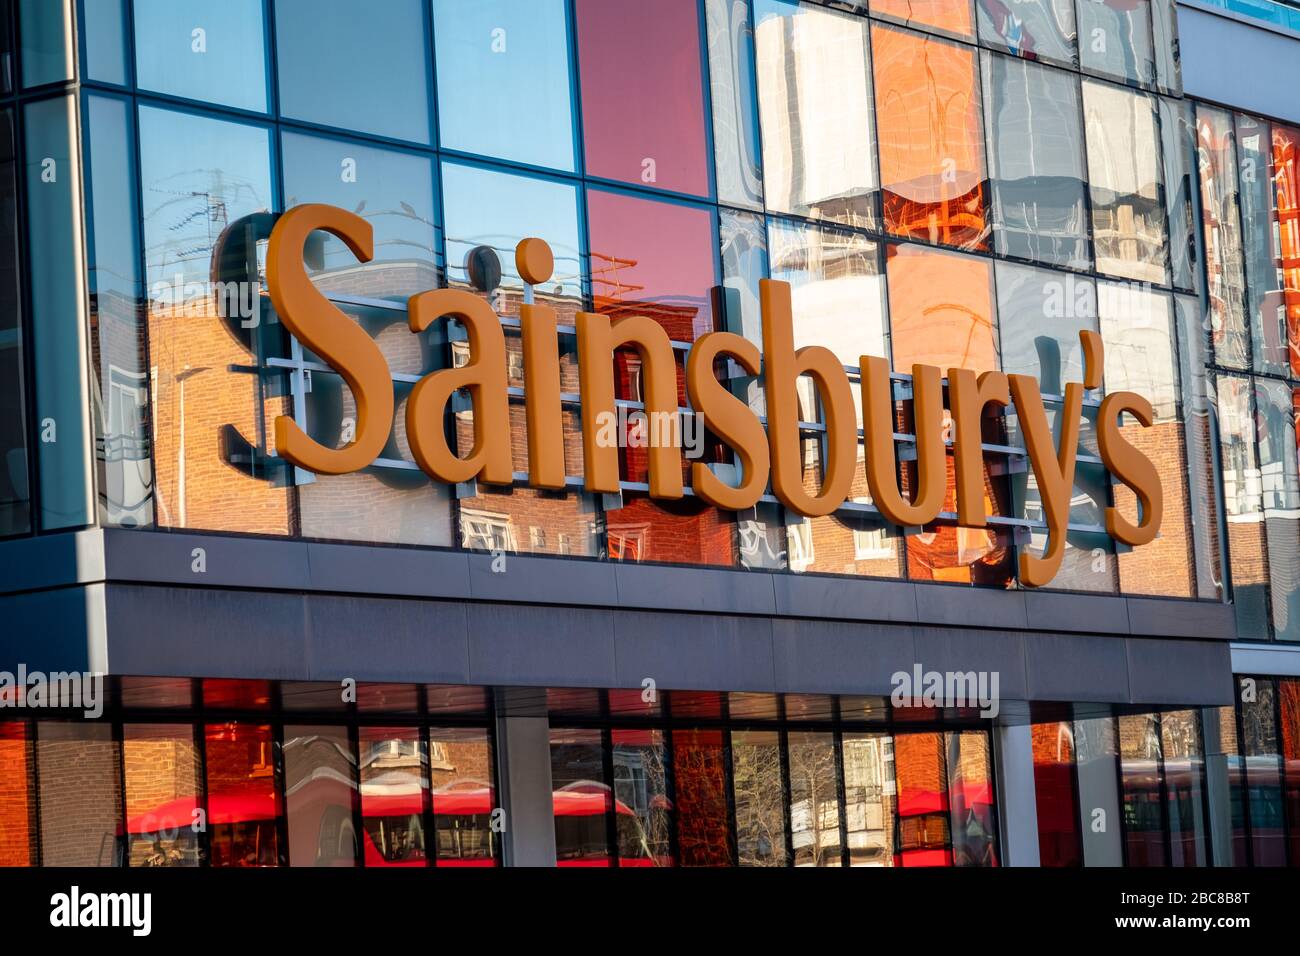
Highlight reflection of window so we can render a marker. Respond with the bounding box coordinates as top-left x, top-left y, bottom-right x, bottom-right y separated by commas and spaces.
853, 526, 891, 561
461, 509, 517, 552
788, 519, 815, 571
607, 524, 649, 562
